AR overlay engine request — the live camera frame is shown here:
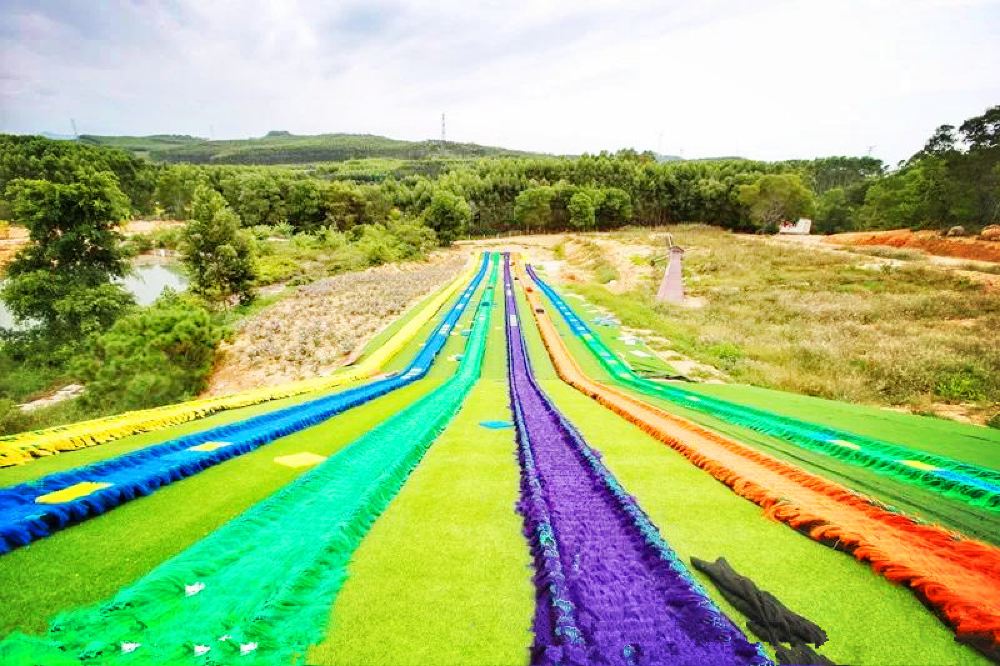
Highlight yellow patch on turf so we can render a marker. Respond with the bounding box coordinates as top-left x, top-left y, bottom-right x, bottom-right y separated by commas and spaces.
188, 441, 232, 452
828, 439, 861, 450
274, 452, 327, 468
899, 459, 939, 471
35, 482, 112, 504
